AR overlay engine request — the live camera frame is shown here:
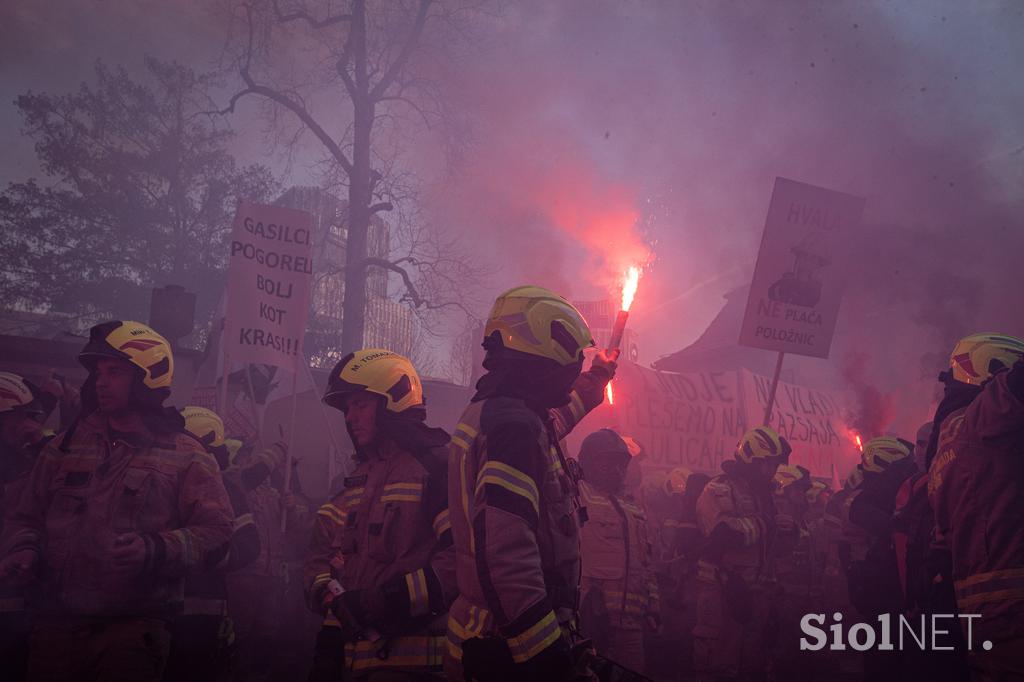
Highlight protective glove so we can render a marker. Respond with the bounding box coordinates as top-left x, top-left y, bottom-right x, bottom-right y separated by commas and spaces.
590, 349, 620, 381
